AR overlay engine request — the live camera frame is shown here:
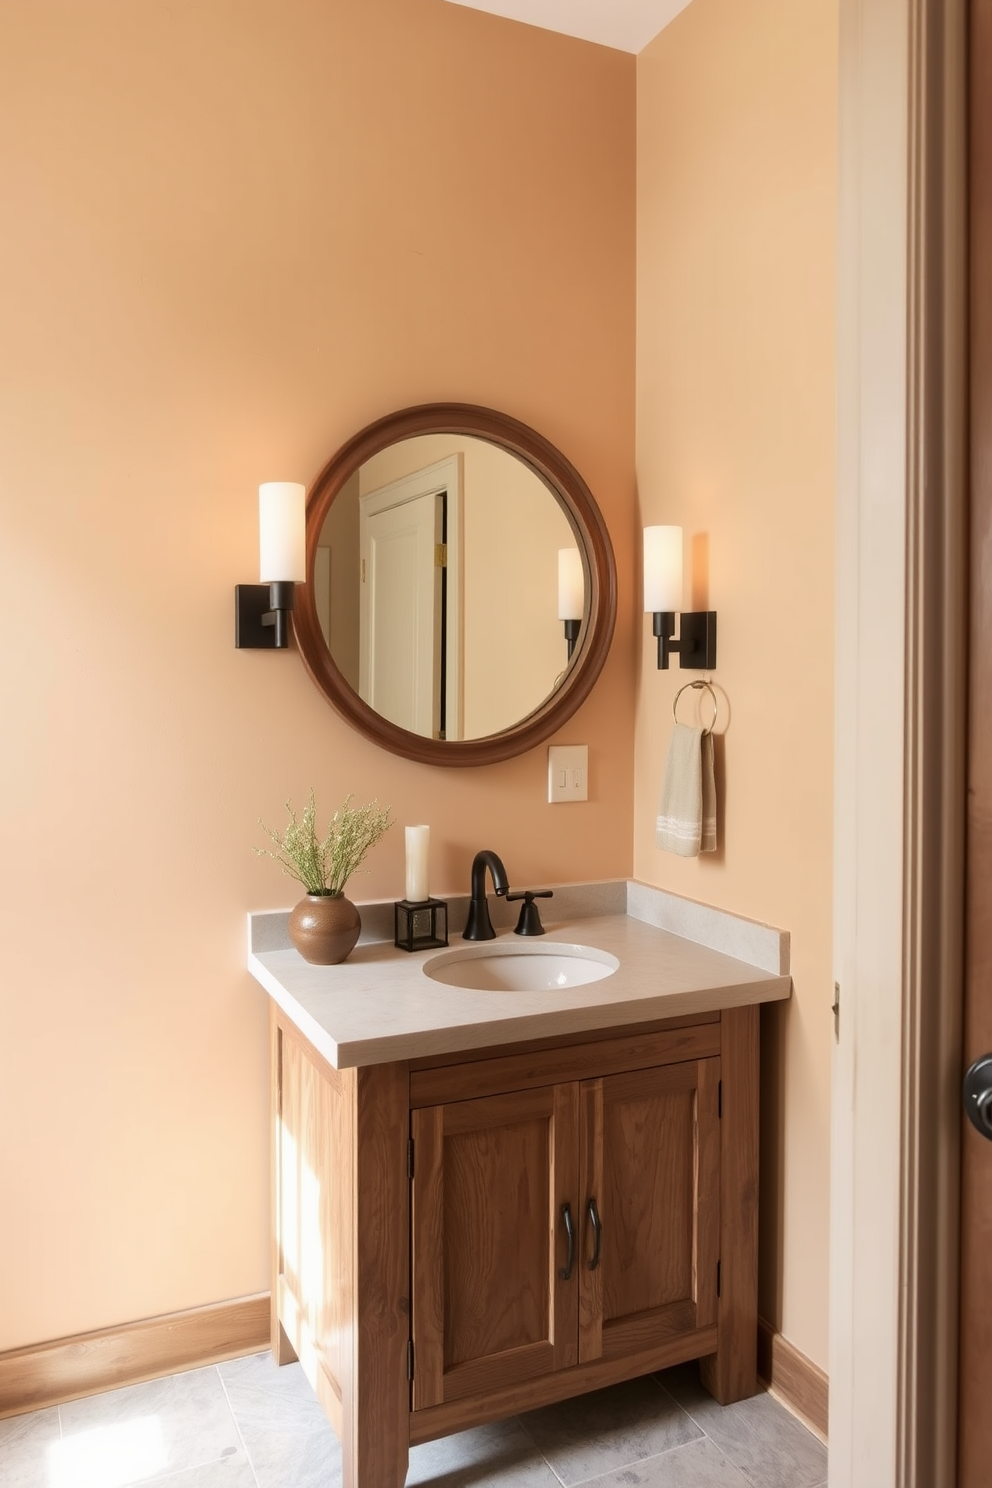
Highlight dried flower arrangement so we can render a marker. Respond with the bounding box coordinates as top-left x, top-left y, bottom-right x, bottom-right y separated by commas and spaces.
257, 790, 392, 896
